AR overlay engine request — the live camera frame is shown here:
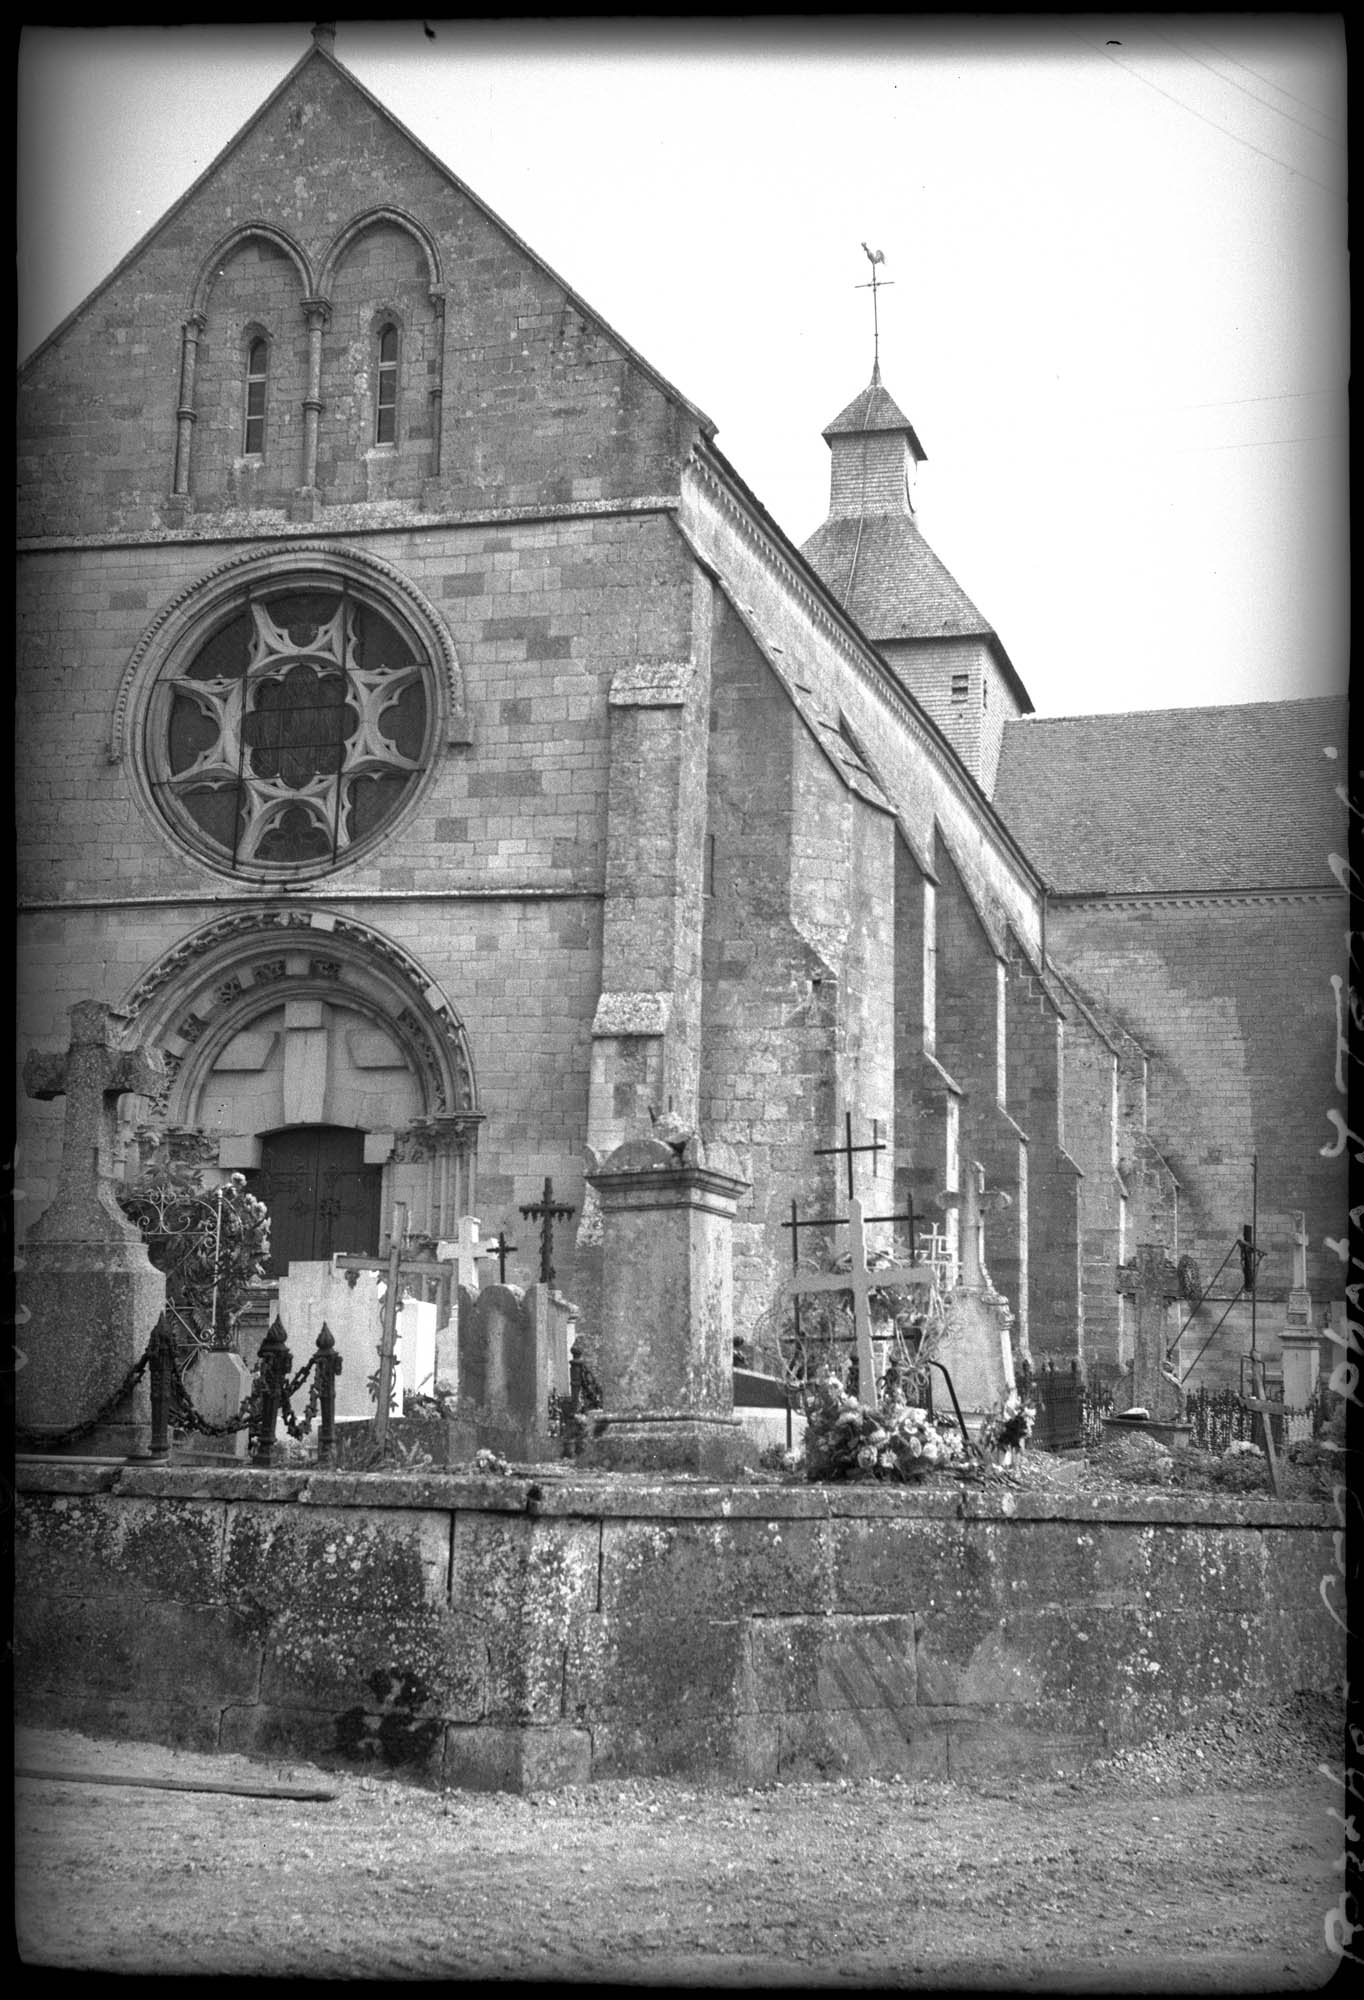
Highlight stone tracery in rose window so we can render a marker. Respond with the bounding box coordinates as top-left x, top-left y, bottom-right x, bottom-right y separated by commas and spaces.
158, 586, 429, 873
